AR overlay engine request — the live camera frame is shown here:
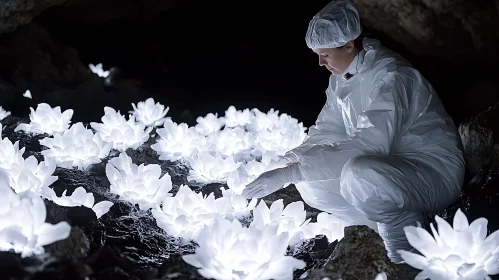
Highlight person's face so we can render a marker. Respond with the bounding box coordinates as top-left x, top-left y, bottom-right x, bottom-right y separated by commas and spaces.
312, 40, 357, 75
